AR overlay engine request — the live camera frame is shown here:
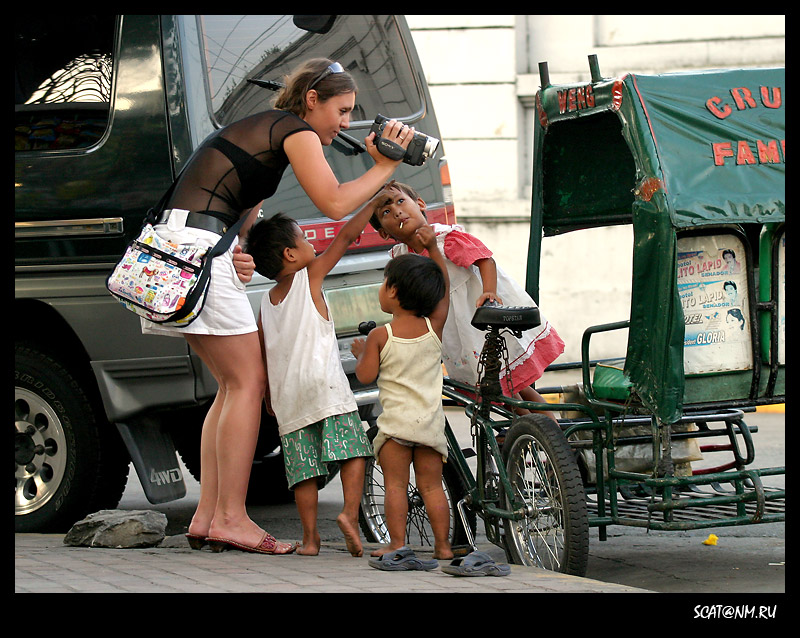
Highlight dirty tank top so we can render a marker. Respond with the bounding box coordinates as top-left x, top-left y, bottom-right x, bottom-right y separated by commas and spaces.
373, 317, 447, 461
